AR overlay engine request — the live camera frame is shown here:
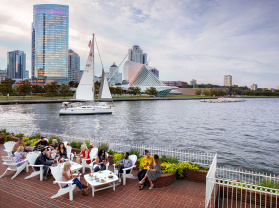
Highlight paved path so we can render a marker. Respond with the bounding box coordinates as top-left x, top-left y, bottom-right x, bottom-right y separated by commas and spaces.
0, 144, 205, 208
